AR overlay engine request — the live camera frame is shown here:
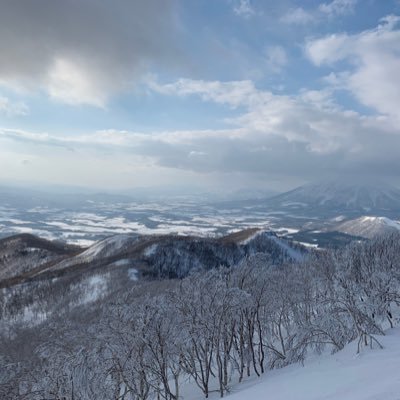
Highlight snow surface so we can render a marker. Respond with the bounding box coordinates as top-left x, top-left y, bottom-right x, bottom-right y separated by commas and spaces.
143, 244, 158, 257
297, 241, 319, 249
54, 234, 140, 270
362, 216, 400, 230
79, 275, 108, 304
272, 227, 300, 235
127, 268, 139, 281
337, 216, 400, 239
80, 234, 135, 259
268, 235, 304, 262
184, 328, 400, 400
239, 230, 263, 245
111, 259, 132, 267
